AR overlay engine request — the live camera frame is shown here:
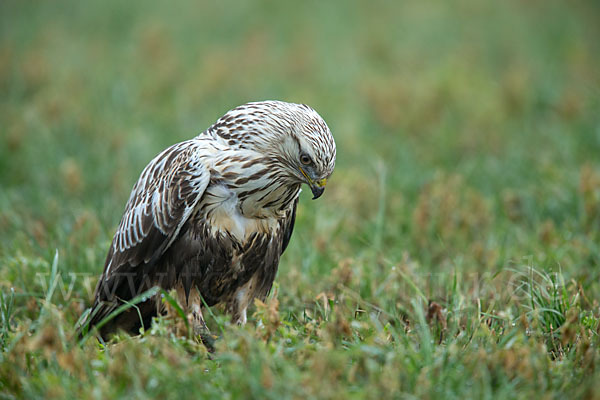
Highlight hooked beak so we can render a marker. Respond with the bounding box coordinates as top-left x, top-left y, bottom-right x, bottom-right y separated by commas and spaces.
299, 167, 328, 200
310, 179, 327, 199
